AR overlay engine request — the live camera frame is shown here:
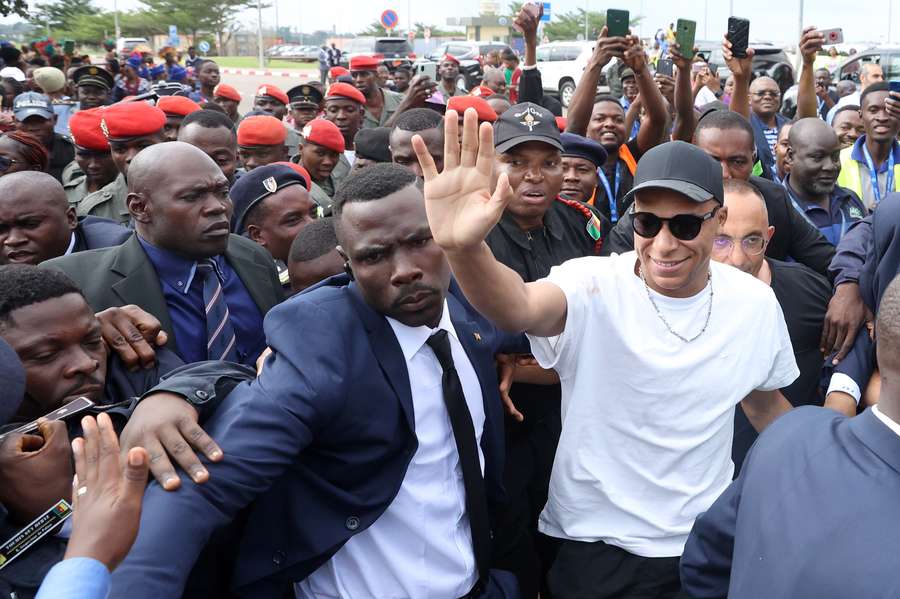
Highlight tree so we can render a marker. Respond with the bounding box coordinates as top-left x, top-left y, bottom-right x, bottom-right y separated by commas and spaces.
30, 0, 98, 33
138, 0, 256, 50
0, 0, 28, 19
